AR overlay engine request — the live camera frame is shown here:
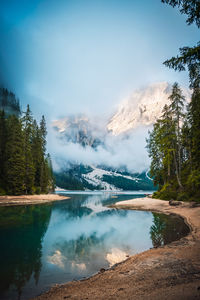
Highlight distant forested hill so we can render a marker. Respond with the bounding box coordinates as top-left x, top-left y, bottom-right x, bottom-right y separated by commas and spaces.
0, 88, 20, 116
54, 164, 155, 191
